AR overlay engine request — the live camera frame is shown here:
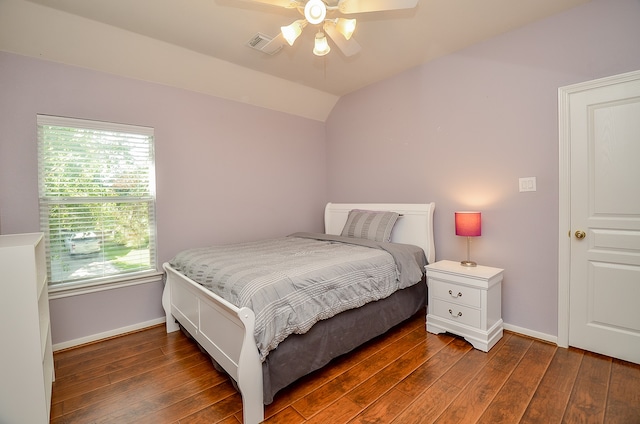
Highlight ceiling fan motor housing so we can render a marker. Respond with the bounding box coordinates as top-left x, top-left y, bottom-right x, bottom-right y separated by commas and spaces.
304, 0, 327, 24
